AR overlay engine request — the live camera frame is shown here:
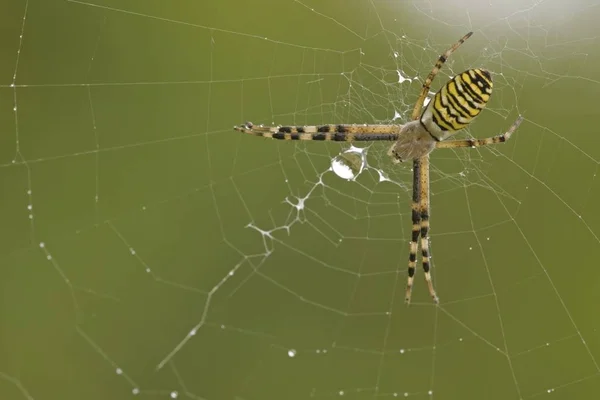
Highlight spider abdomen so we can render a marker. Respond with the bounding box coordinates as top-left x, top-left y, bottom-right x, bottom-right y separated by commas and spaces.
421, 68, 493, 141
